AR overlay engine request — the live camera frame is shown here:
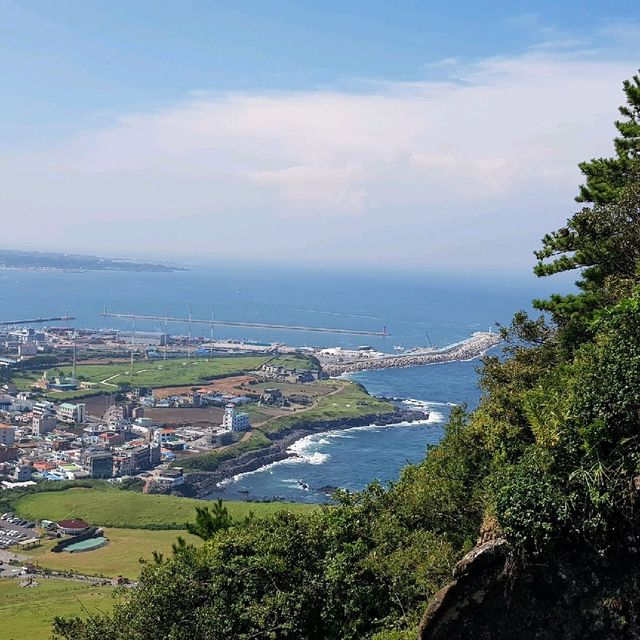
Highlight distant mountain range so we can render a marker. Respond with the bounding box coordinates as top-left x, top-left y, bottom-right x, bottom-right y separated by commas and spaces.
0, 250, 187, 273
